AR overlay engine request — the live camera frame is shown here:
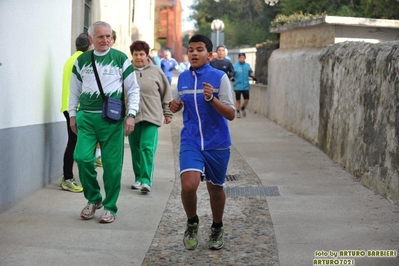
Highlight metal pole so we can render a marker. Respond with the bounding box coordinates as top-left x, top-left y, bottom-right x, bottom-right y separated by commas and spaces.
216, 30, 219, 47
